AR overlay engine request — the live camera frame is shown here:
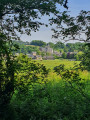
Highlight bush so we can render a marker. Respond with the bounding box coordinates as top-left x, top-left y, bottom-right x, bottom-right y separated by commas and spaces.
11, 80, 90, 120
11, 62, 90, 120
